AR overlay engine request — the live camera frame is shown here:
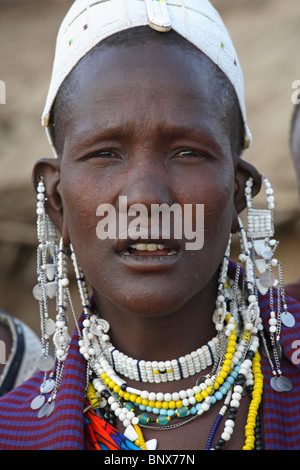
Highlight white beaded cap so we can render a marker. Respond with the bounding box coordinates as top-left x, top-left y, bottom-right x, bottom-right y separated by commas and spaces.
42, 0, 251, 156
